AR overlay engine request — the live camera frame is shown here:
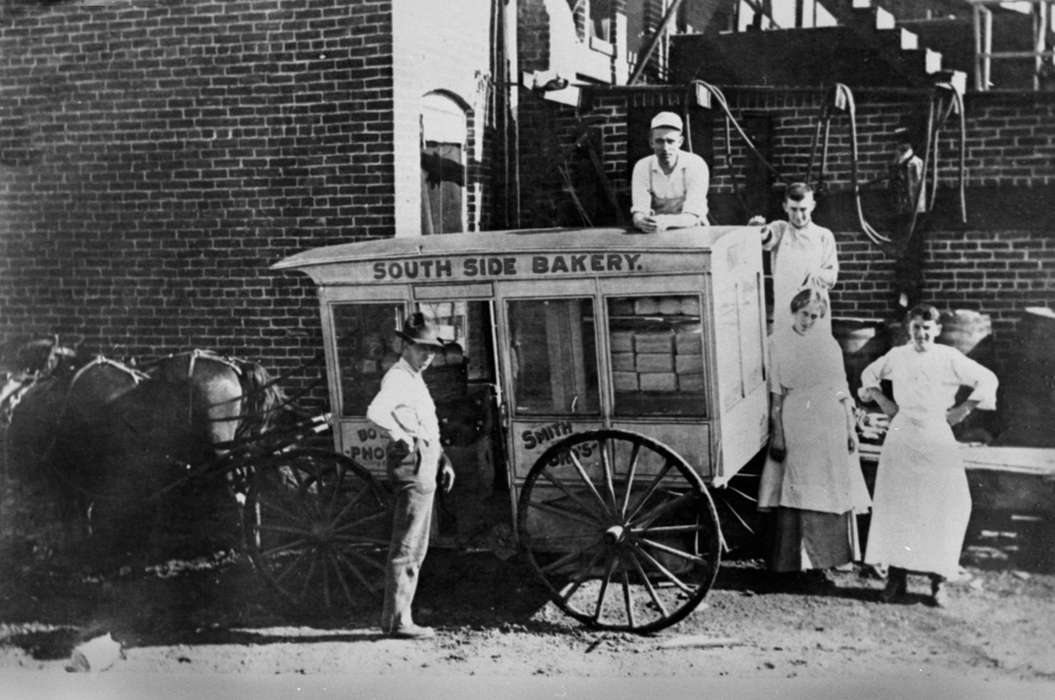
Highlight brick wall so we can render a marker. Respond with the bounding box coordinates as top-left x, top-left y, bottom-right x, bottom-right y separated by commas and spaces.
519, 85, 1055, 373
0, 0, 496, 409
